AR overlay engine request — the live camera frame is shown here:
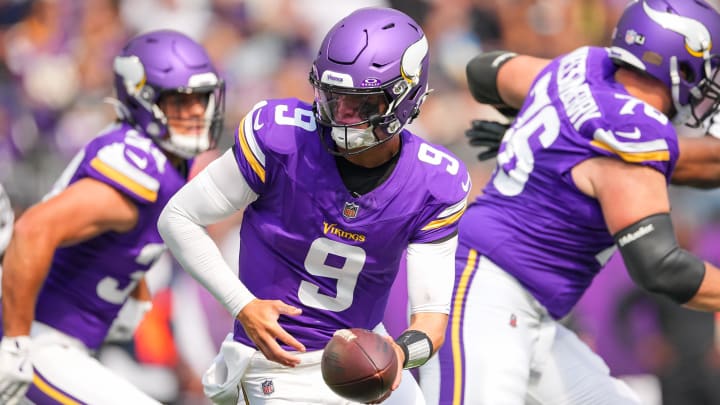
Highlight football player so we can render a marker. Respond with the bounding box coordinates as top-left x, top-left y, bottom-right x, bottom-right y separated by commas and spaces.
158, 7, 469, 405
423, 1, 720, 404
0, 30, 224, 405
